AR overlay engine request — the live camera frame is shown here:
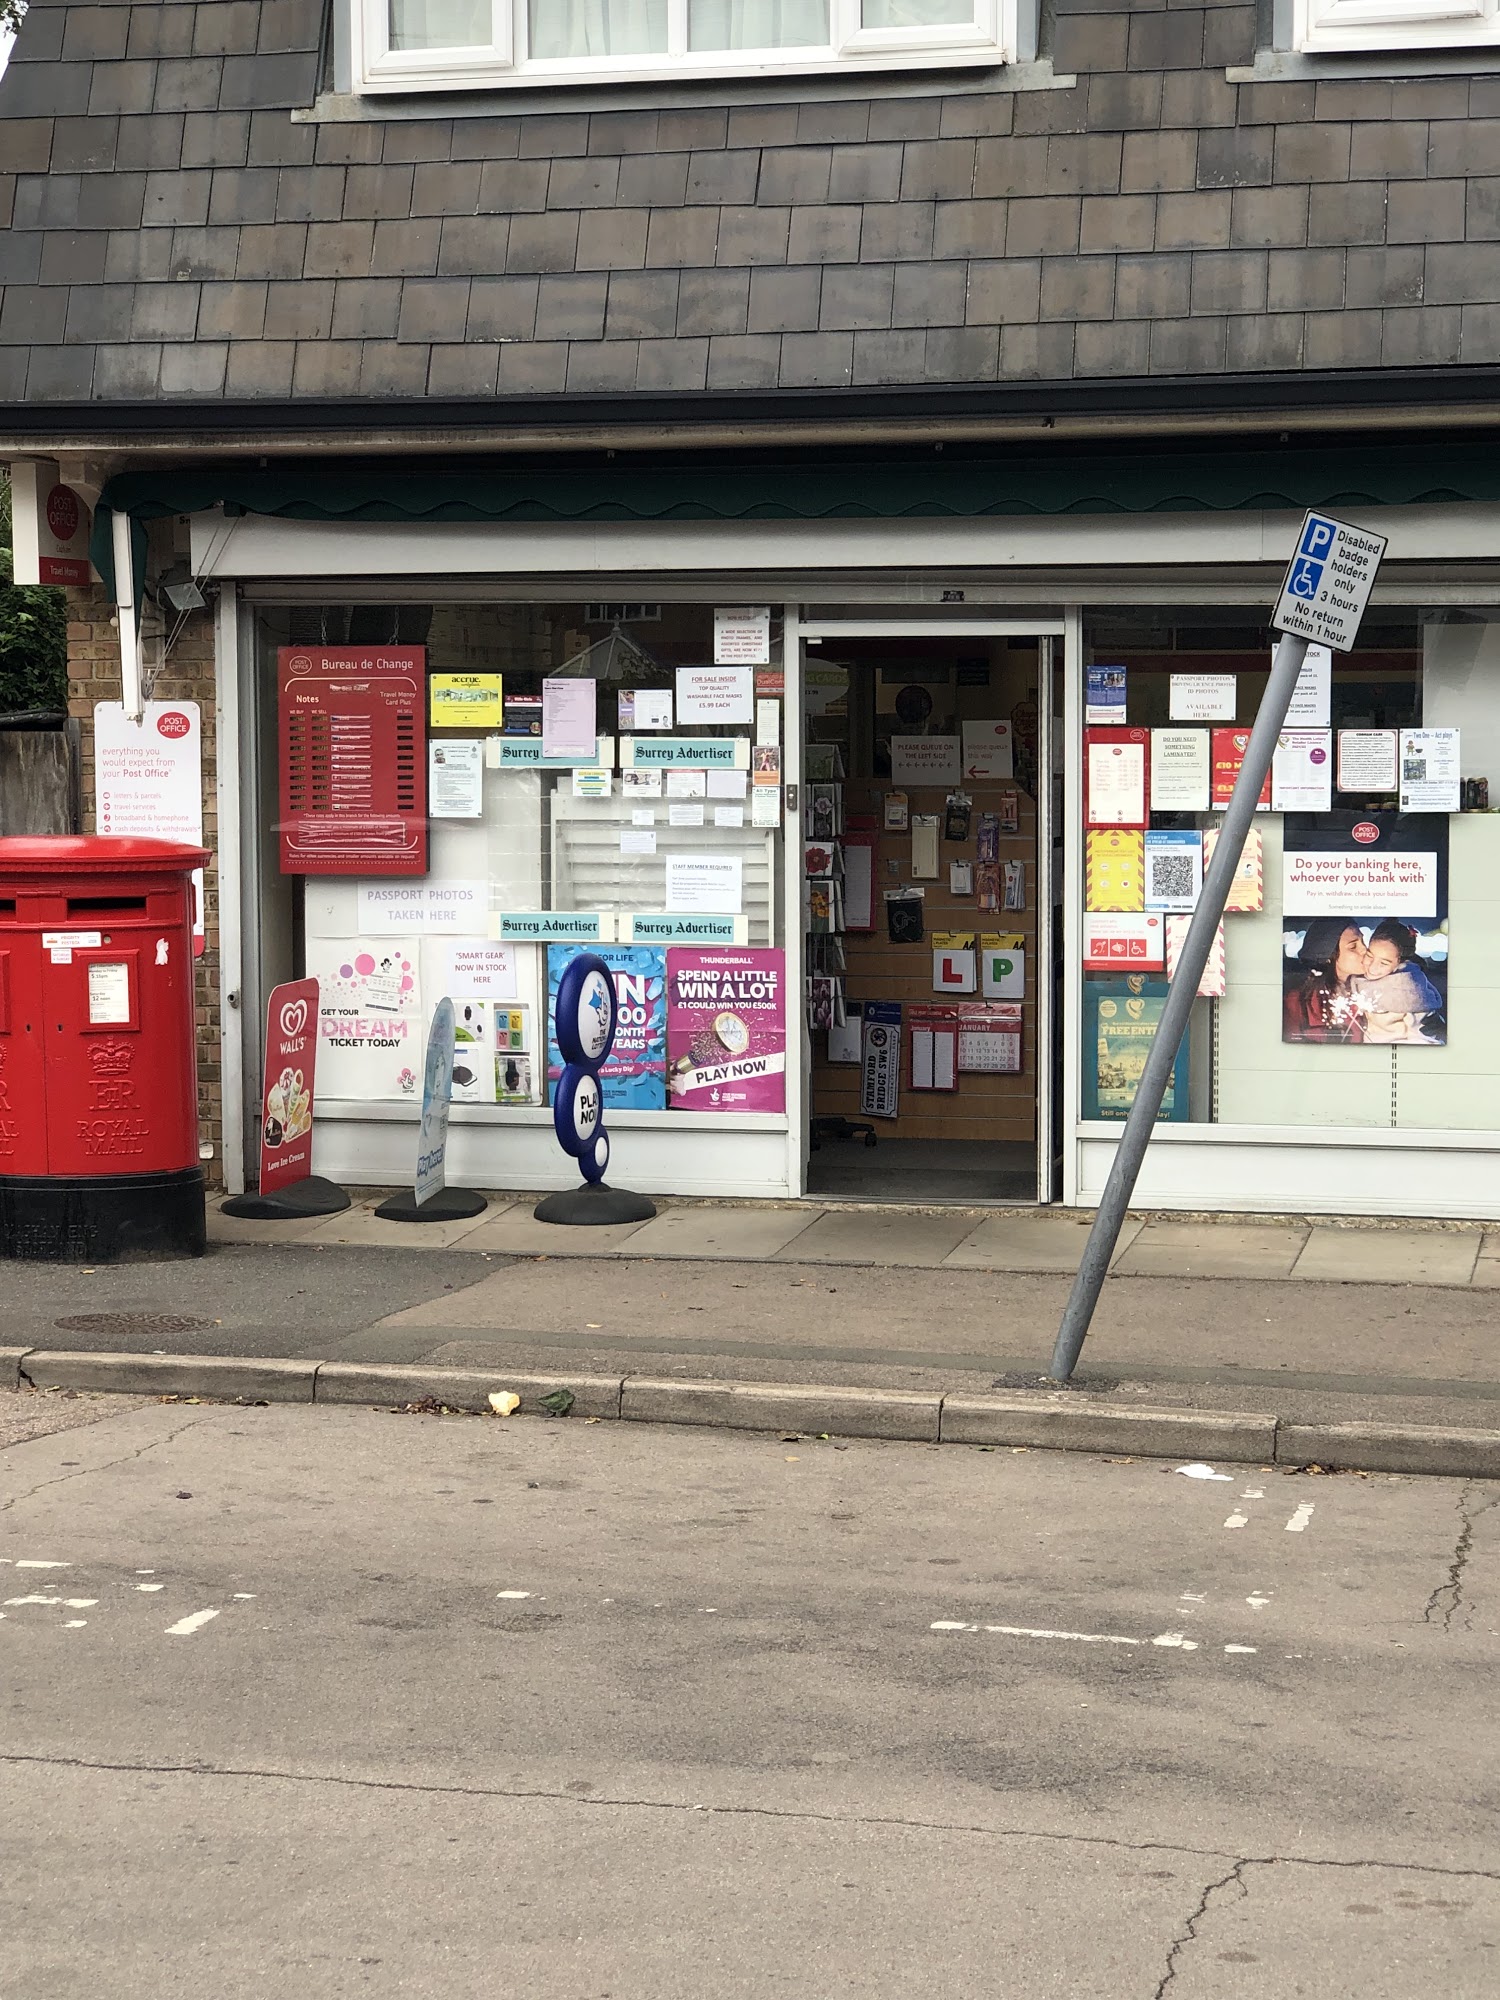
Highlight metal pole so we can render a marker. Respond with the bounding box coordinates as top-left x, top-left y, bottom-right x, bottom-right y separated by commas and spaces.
112, 509, 143, 723
1048, 631, 1310, 1382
